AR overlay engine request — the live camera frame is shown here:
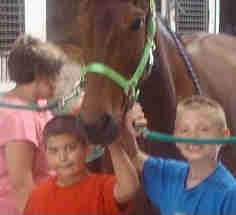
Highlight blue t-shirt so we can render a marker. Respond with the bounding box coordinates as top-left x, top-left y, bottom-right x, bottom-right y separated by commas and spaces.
143, 156, 236, 215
